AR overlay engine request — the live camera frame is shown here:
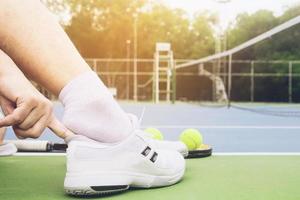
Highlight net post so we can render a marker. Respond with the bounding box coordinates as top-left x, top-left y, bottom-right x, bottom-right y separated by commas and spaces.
250, 61, 255, 102
288, 61, 293, 103
227, 54, 232, 108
